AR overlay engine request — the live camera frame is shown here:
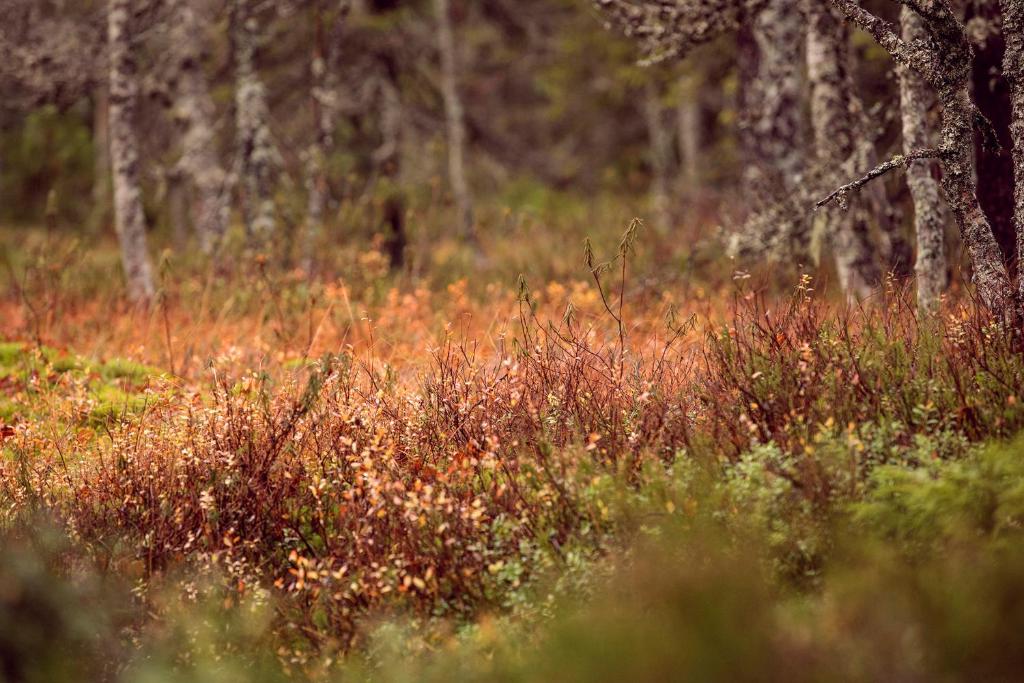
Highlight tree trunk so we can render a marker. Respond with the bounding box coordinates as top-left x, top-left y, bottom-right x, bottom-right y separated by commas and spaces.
676, 74, 701, 190
643, 81, 673, 233
735, 22, 760, 196
166, 166, 190, 252
233, 0, 276, 246
434, 0, 474, 240
750, 0, 804, 183
967, 0, 1017, 269
108, 0, 155, 303
303, 0, 349, 274
304, 0, 328, 274
899, 7, 947, 311
1001, 0, 1024, 304
728, 0, 809, 262
806, 1, 880, 299
376, 64, 407, 270
944, 89, 1015, 314
172, 0, 229, 254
